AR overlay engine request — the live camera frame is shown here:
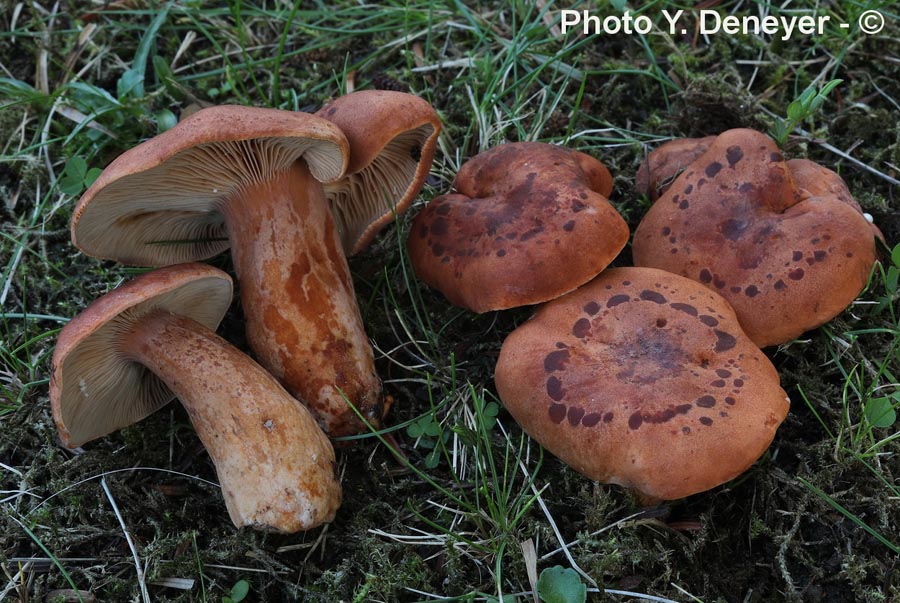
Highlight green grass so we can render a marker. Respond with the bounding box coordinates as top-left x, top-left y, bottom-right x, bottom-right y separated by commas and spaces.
1, 1, 899, 601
